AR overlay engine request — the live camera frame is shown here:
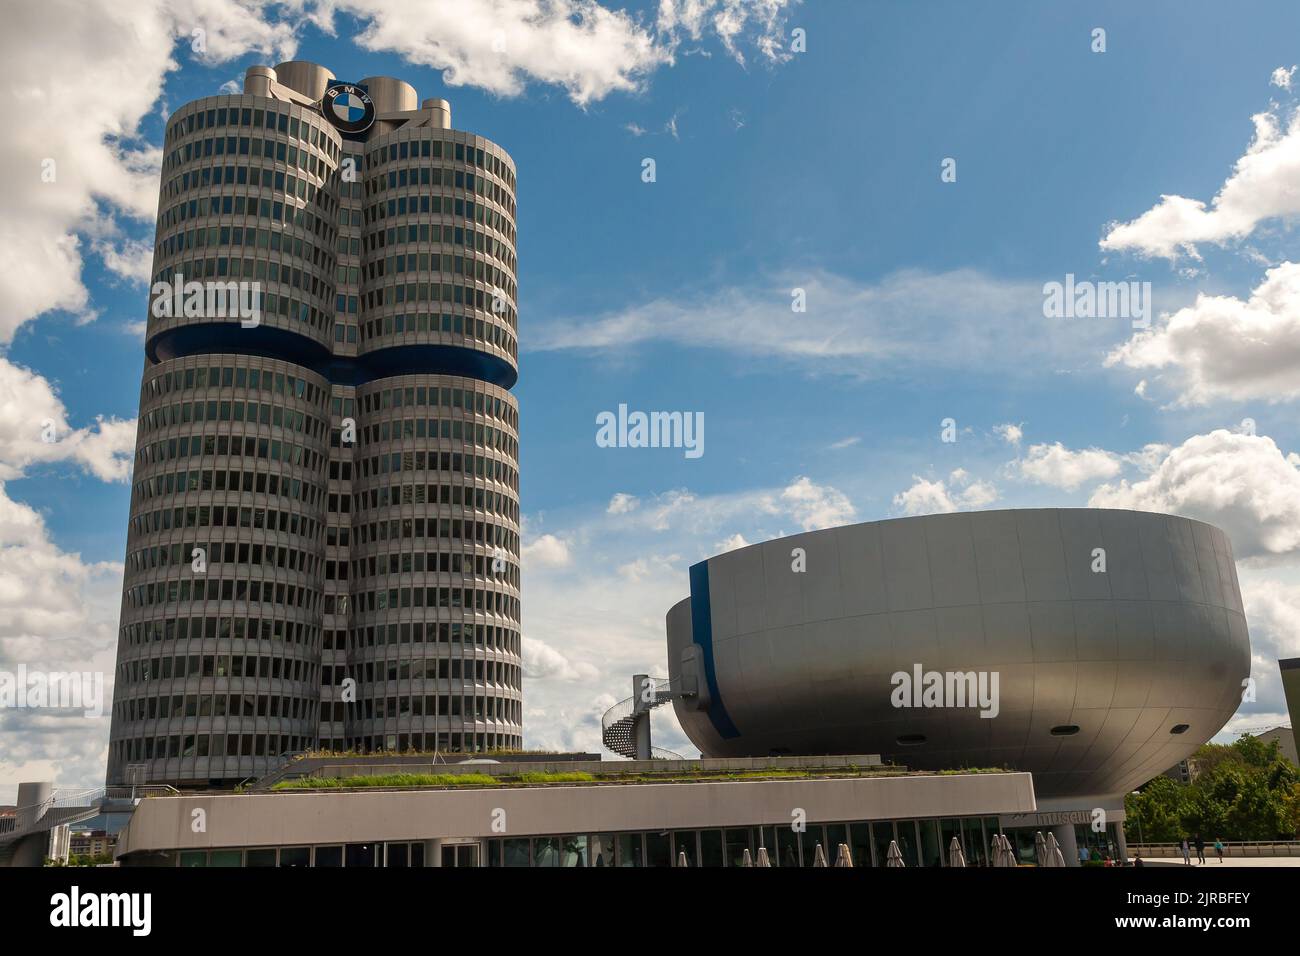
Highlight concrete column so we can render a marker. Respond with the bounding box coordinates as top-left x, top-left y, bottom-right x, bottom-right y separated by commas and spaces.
1052, 823, 1079, 868
426, 838, 442, 866
1114, 822, 1129, 864
632, 675, 652, 760
15, 782, 52, 830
